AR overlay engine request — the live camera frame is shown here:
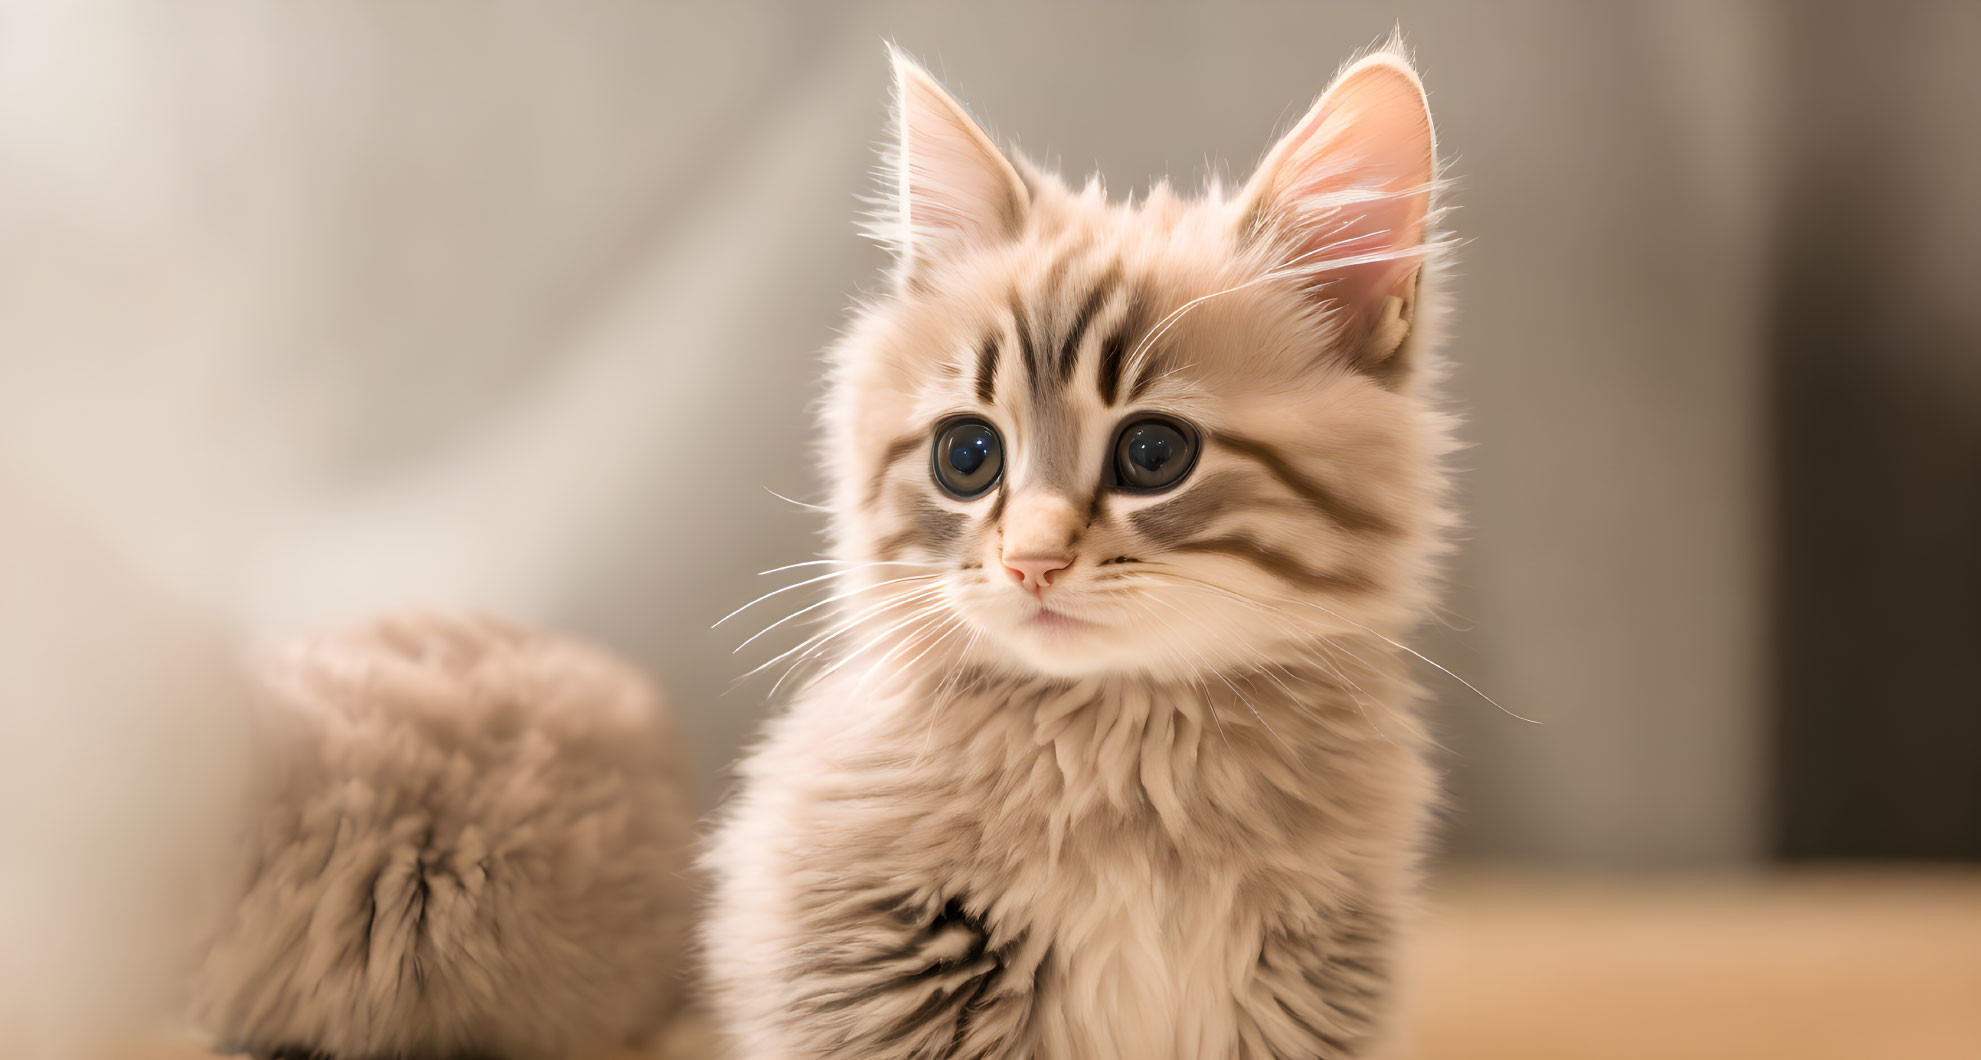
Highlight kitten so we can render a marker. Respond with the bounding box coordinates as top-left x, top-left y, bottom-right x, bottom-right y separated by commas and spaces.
706, 41, 1454, 1059
187, 614, 696, 1060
